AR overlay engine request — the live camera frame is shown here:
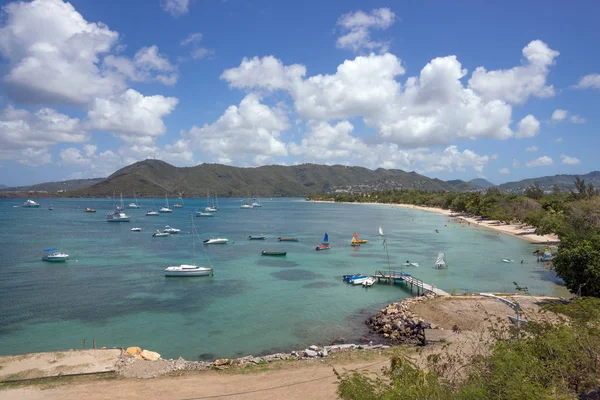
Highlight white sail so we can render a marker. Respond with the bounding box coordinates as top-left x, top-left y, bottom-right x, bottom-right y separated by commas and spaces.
435, 252, 447, 268
378, 225, 384, 236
